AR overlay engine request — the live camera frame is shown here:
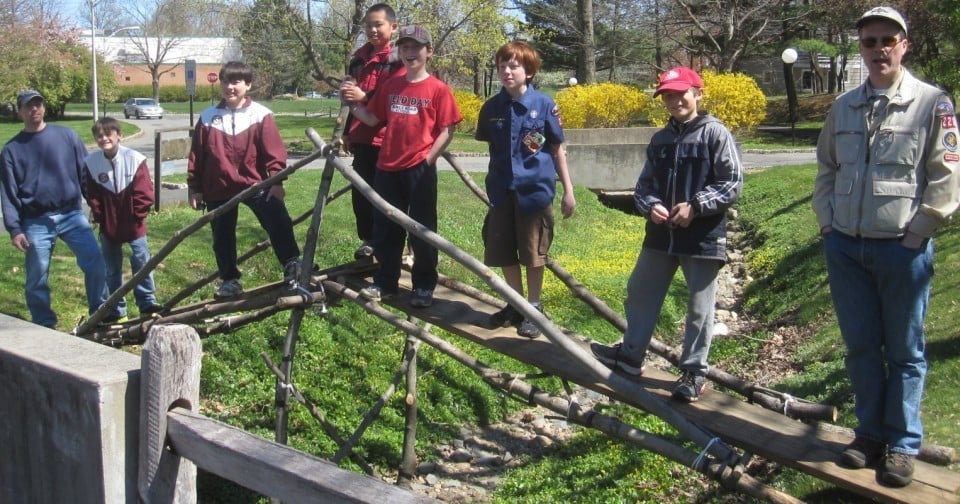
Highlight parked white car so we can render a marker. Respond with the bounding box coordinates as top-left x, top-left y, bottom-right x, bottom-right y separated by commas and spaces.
123, 98, 164, 119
